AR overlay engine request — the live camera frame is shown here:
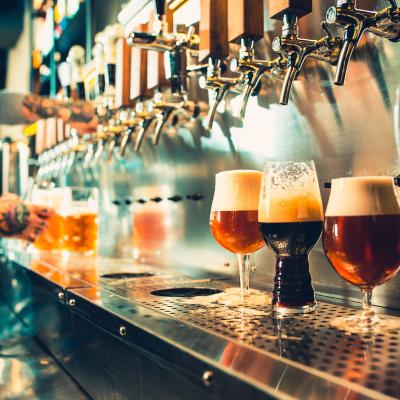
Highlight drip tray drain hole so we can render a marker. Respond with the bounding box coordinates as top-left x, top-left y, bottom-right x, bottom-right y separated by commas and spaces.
151, 288, 222, 298
101, 272, 155, 279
